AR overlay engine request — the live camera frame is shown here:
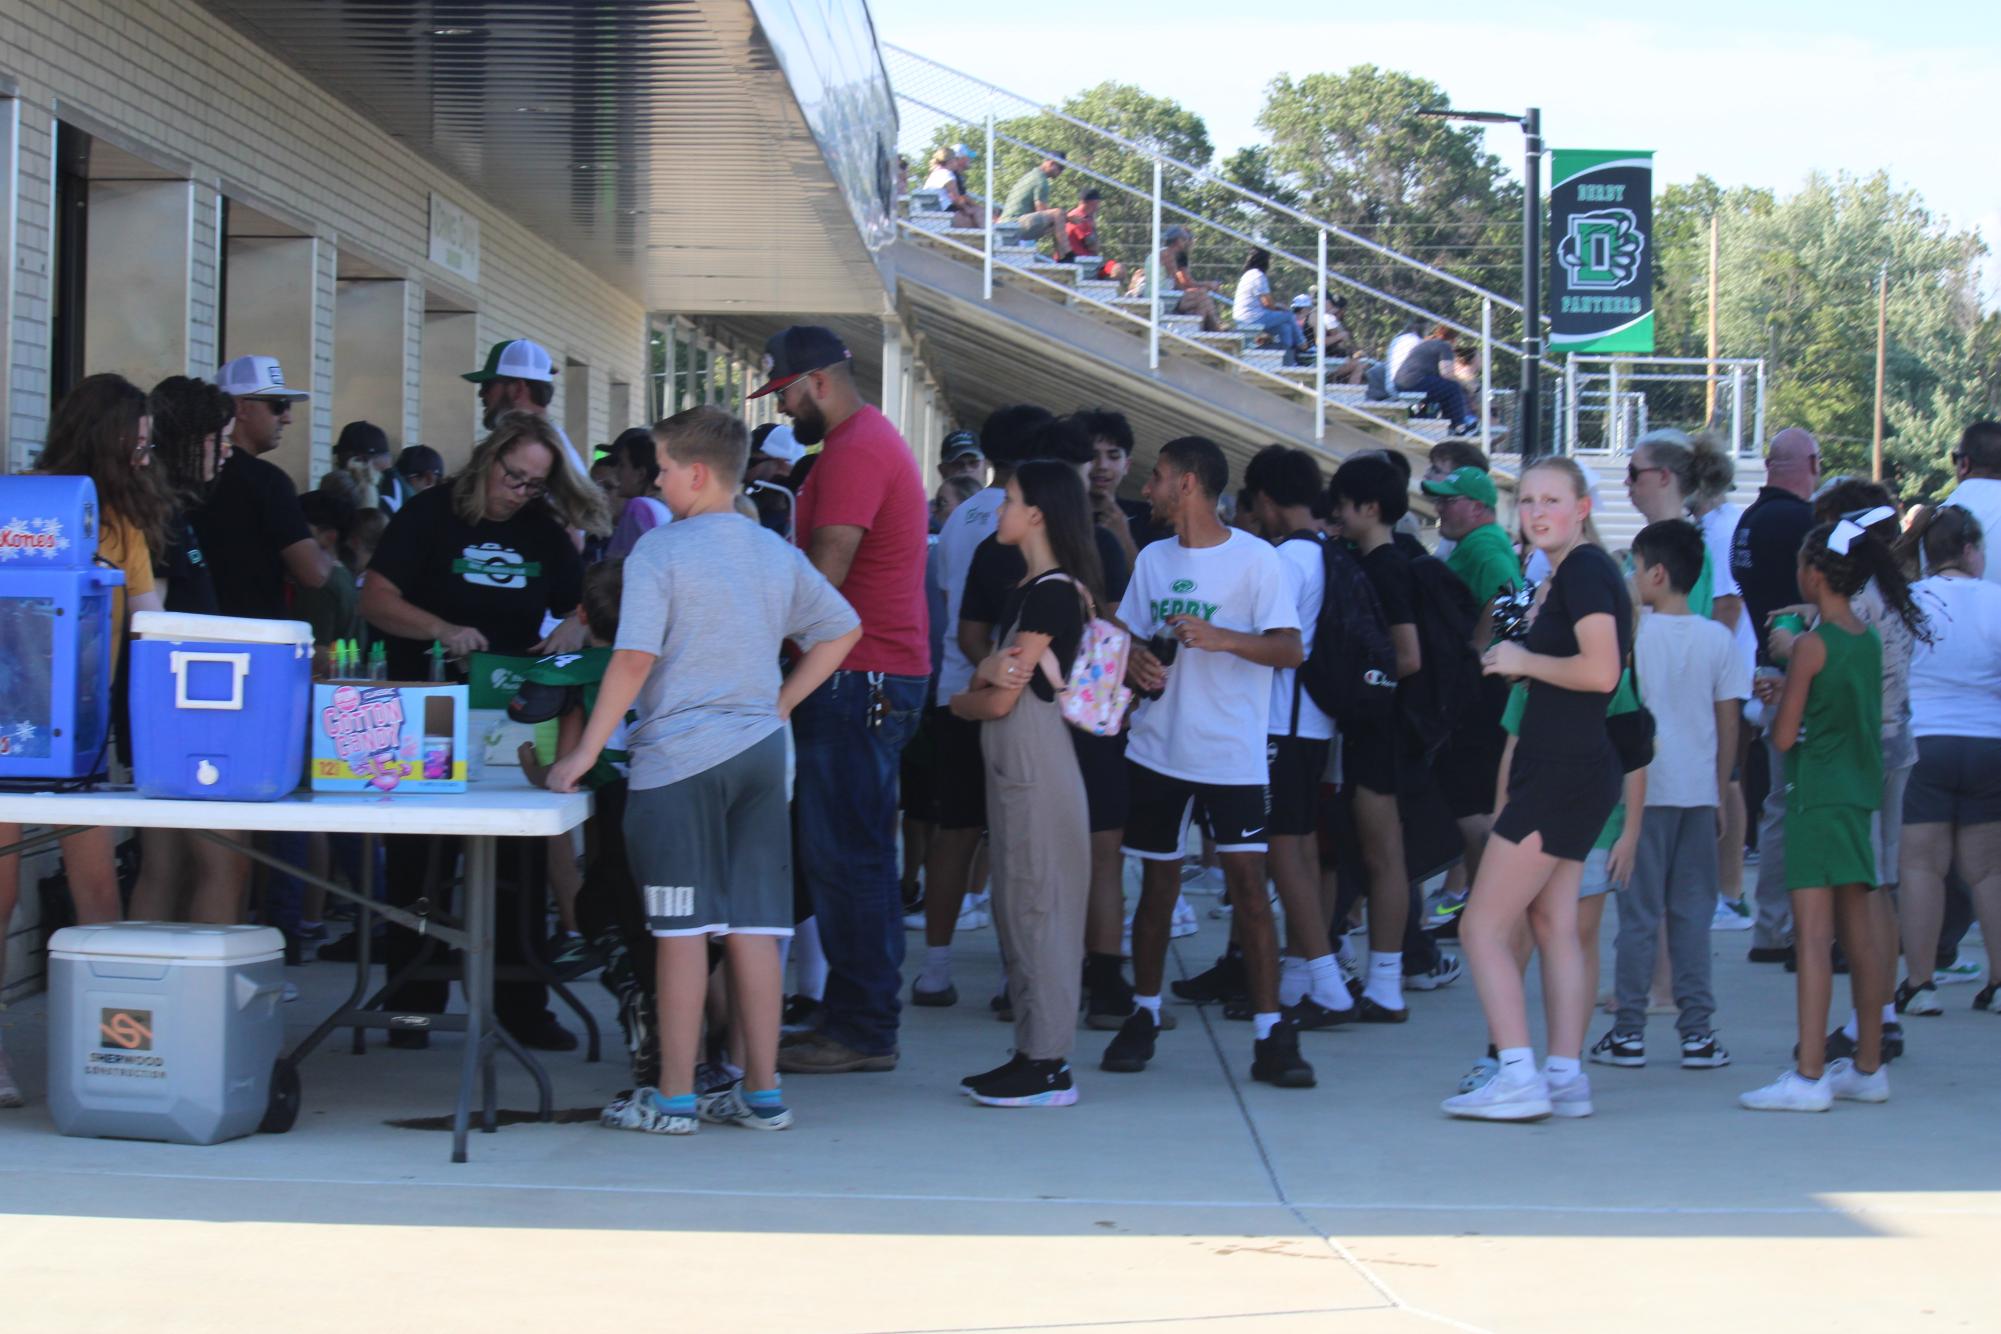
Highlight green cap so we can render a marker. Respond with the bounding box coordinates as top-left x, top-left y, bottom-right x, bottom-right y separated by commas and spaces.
462, 338, 557, 385
1420, 465, 1498, 509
